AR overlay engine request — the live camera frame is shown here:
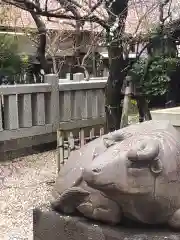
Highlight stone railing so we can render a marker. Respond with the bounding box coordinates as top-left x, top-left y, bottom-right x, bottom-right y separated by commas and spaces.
0, 74, 107, 158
